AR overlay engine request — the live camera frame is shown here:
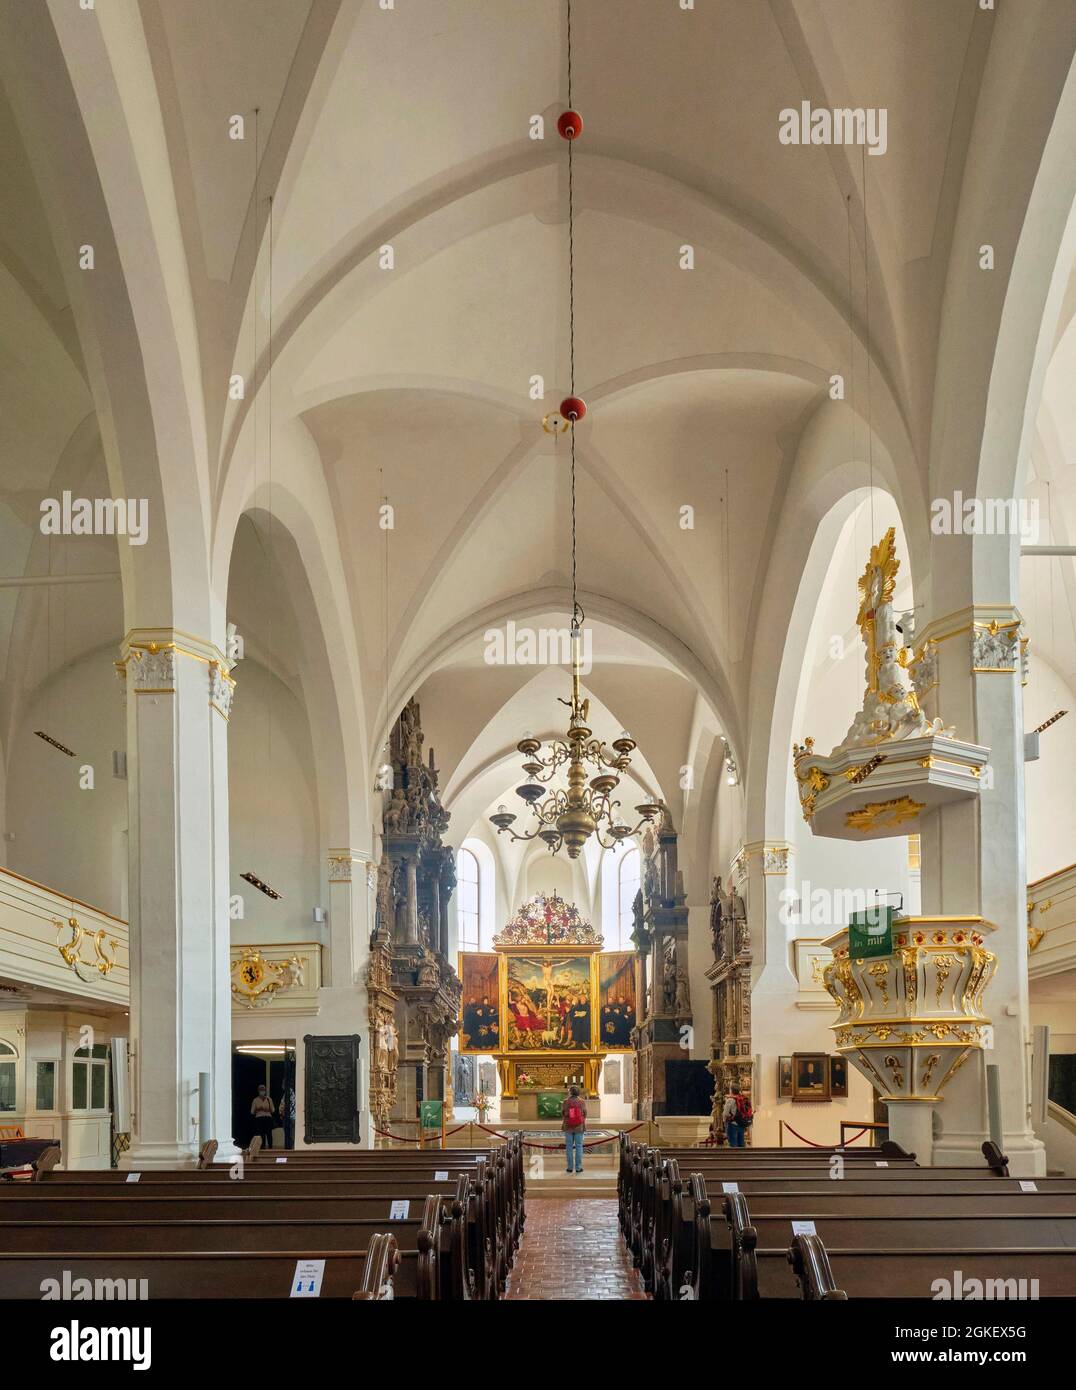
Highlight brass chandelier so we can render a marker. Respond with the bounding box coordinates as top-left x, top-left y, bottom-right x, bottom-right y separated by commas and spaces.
490, 2, 659, 860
